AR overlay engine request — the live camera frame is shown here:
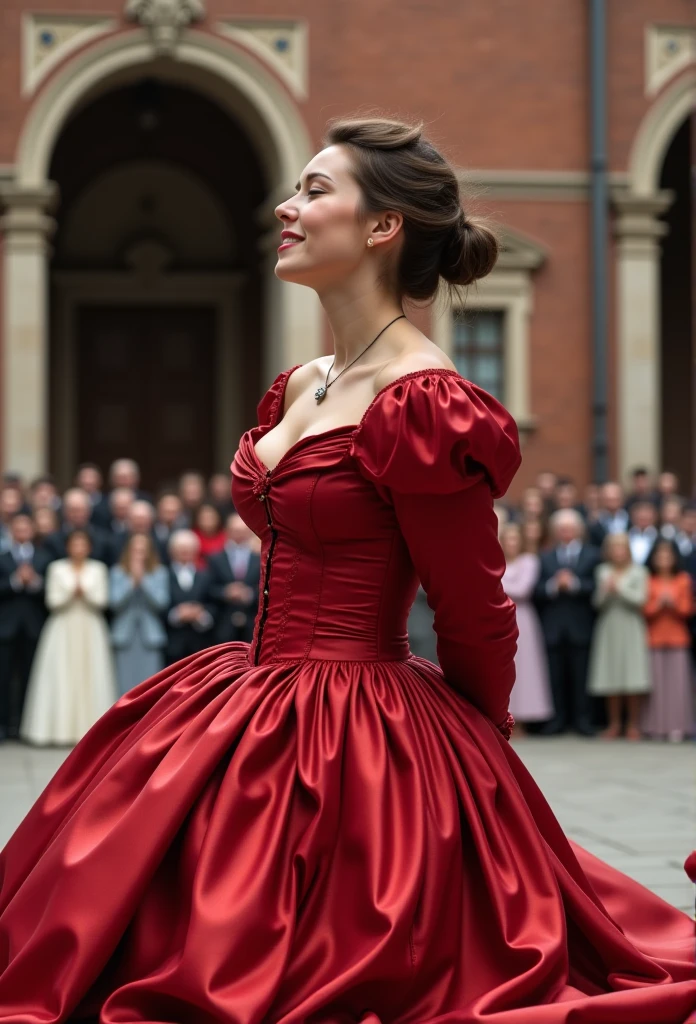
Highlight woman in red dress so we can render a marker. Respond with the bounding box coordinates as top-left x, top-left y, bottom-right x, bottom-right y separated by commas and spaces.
192, 502, 226, 569
0, 117, 694, 1023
